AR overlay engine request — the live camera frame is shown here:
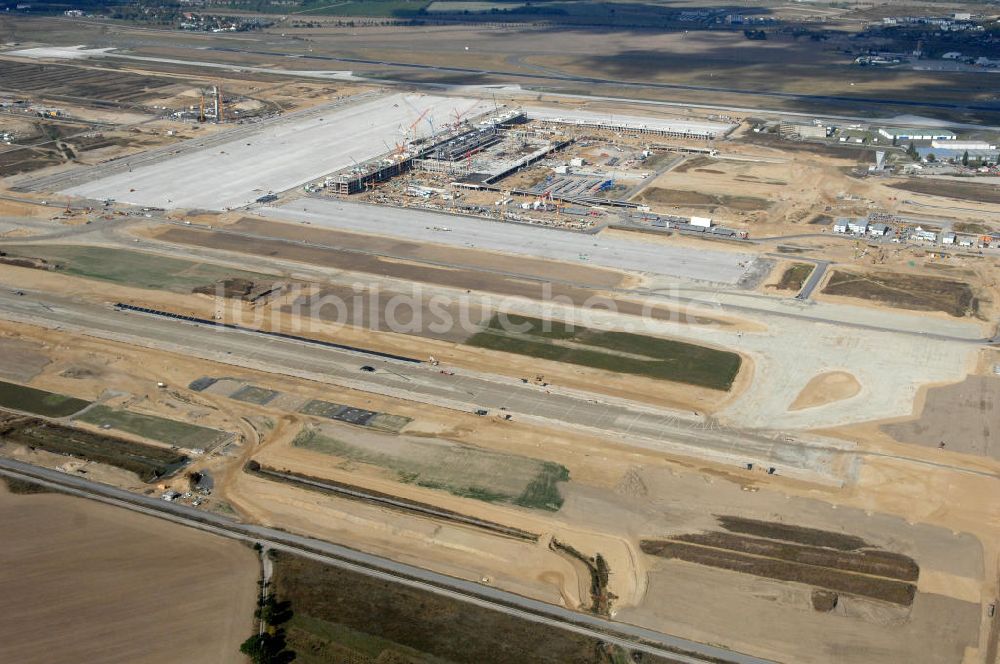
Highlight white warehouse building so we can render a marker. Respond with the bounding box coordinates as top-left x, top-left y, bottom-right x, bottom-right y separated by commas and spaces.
879, 127, 957, 141
931, 139, 996, 150
526, 107, 737, 140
